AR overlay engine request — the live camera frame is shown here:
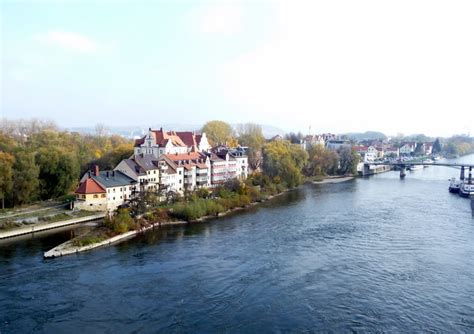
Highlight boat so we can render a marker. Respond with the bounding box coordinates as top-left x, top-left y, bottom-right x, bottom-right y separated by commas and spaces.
459, 182, 474, 198
448, 178, 461, 193
408, 165, 423, 171
423, 159, 434, 168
